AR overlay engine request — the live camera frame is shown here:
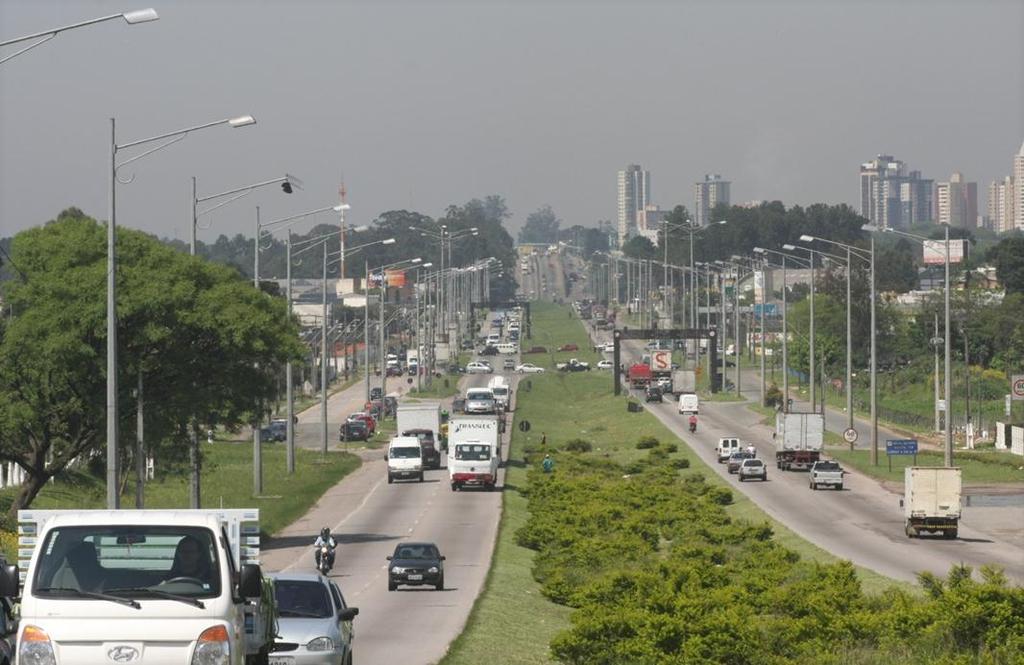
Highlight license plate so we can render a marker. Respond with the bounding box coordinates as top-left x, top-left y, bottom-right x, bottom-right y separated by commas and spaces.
270, 658, 293, 665
407, 574, 423, 581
